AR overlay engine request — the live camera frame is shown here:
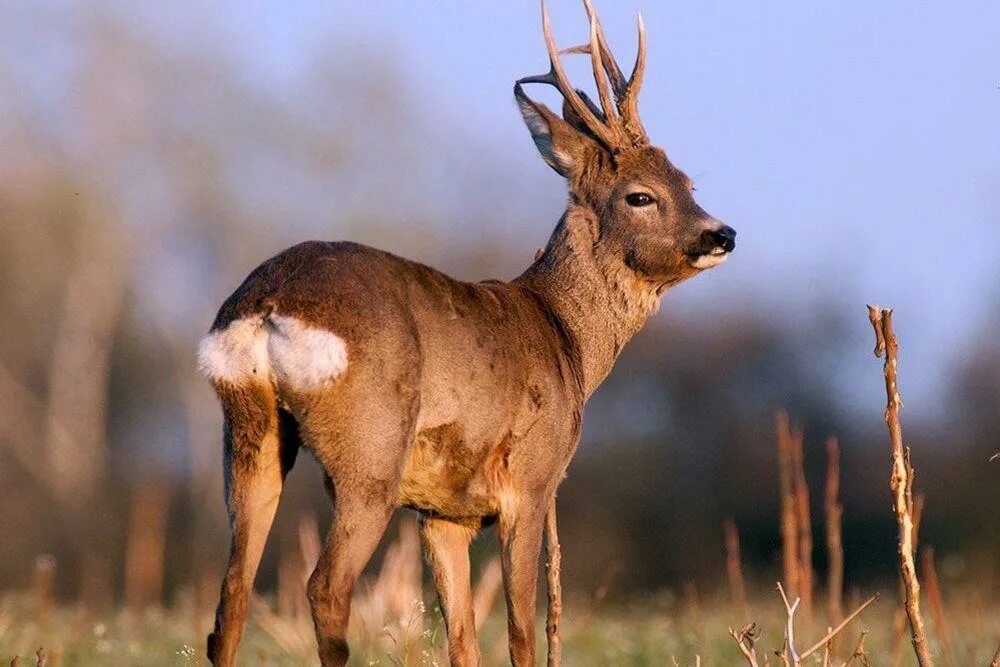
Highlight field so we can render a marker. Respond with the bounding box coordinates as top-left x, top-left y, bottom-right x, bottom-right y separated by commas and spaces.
3, 582, 1000, 666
